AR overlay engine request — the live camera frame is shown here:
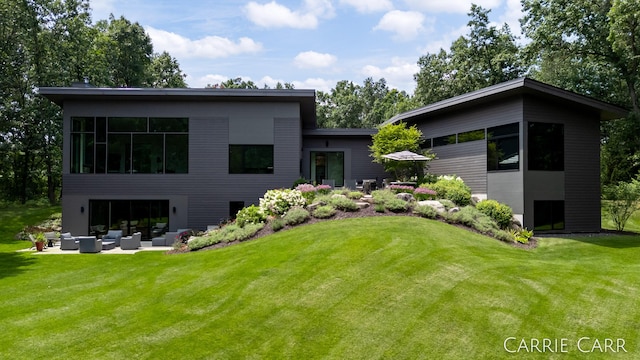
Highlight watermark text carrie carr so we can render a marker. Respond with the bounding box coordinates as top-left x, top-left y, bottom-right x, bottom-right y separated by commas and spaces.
503, 337, 627, 353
